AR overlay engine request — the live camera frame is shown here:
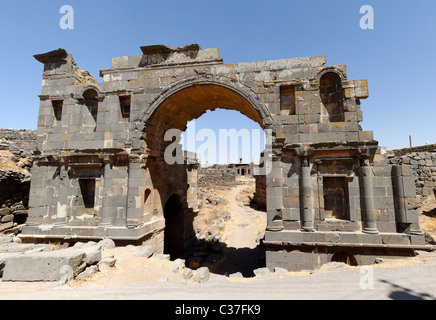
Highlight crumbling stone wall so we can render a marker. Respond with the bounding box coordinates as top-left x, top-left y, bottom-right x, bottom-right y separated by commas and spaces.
0, 129, 37, 154
392, 144, 436, 201
0, 128, 36, 234
198, 165, 236, 188
0, 170, 31, 233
